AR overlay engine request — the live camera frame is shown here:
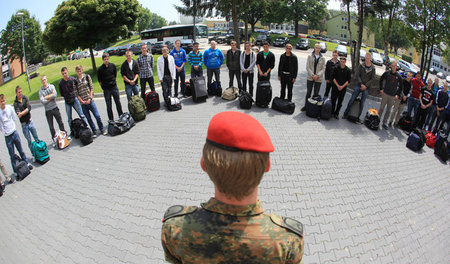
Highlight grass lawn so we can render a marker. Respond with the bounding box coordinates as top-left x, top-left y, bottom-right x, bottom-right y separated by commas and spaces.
111, 35, 141, 47
0, 54, 210, 104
